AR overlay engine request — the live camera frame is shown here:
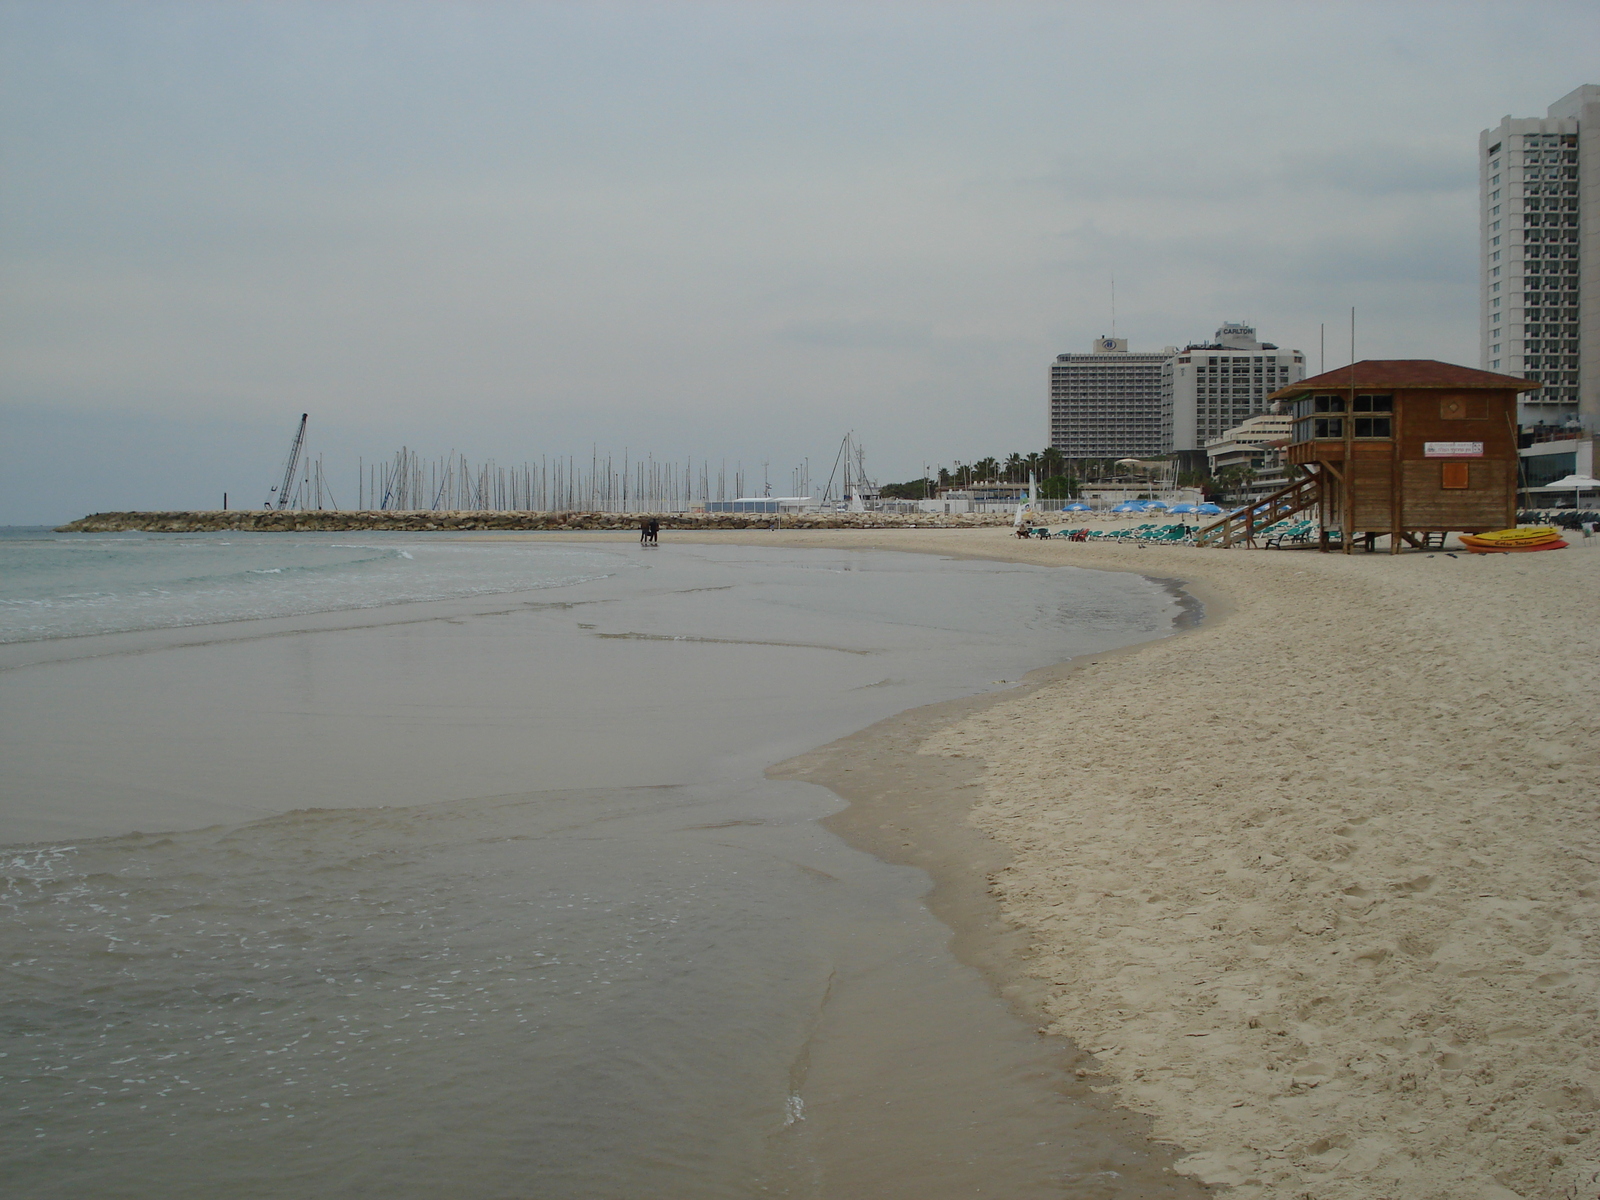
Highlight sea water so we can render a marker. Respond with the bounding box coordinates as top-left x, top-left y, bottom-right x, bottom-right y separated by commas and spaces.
0, 531, 1205, 1198
0, 528, 625, 643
